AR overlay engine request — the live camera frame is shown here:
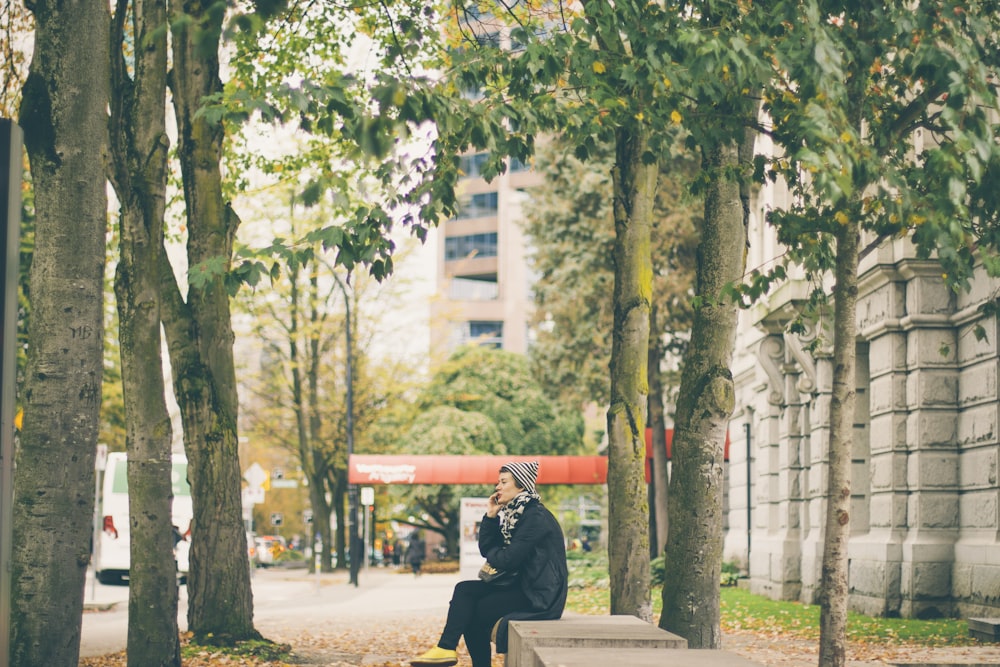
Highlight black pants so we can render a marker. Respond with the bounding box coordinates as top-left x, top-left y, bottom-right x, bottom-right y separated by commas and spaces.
438, 579, 531, 667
